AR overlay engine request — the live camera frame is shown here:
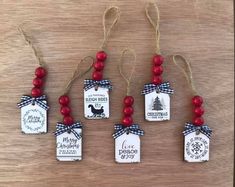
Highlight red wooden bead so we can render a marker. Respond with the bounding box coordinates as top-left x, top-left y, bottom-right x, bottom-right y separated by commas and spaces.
31, 87, 42, 97
32, 78, 43, 88
193, 117, 204, 126
122, 116, 133, 126
152, 75, 162, 85
194, 107, 204, 116
92, 70, 103, 81
60, 106, 71, 116
124, 96, 134, 106
123, 106, 134, 116
96, 51, 107, 61
59, 95, 70, 106
63, 116, 74, 125
94, 61, 105, 71
153, 55, 164, 66
192, 96, 203, 106
35, 67, 47, 78
153, 66, 163, 75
